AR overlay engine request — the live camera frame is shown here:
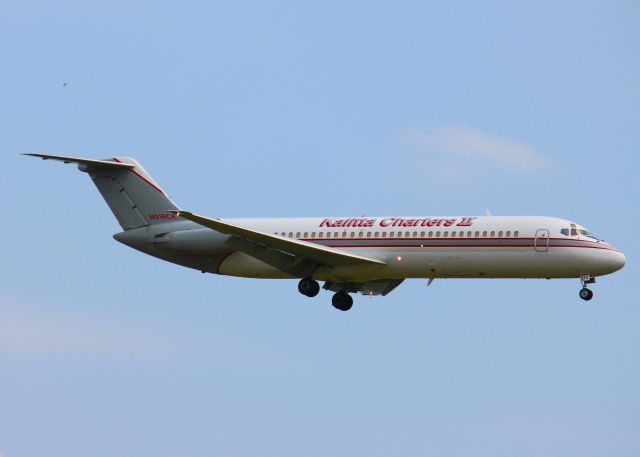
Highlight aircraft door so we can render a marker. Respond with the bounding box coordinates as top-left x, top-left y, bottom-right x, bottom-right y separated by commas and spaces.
534, 229, 550, 252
